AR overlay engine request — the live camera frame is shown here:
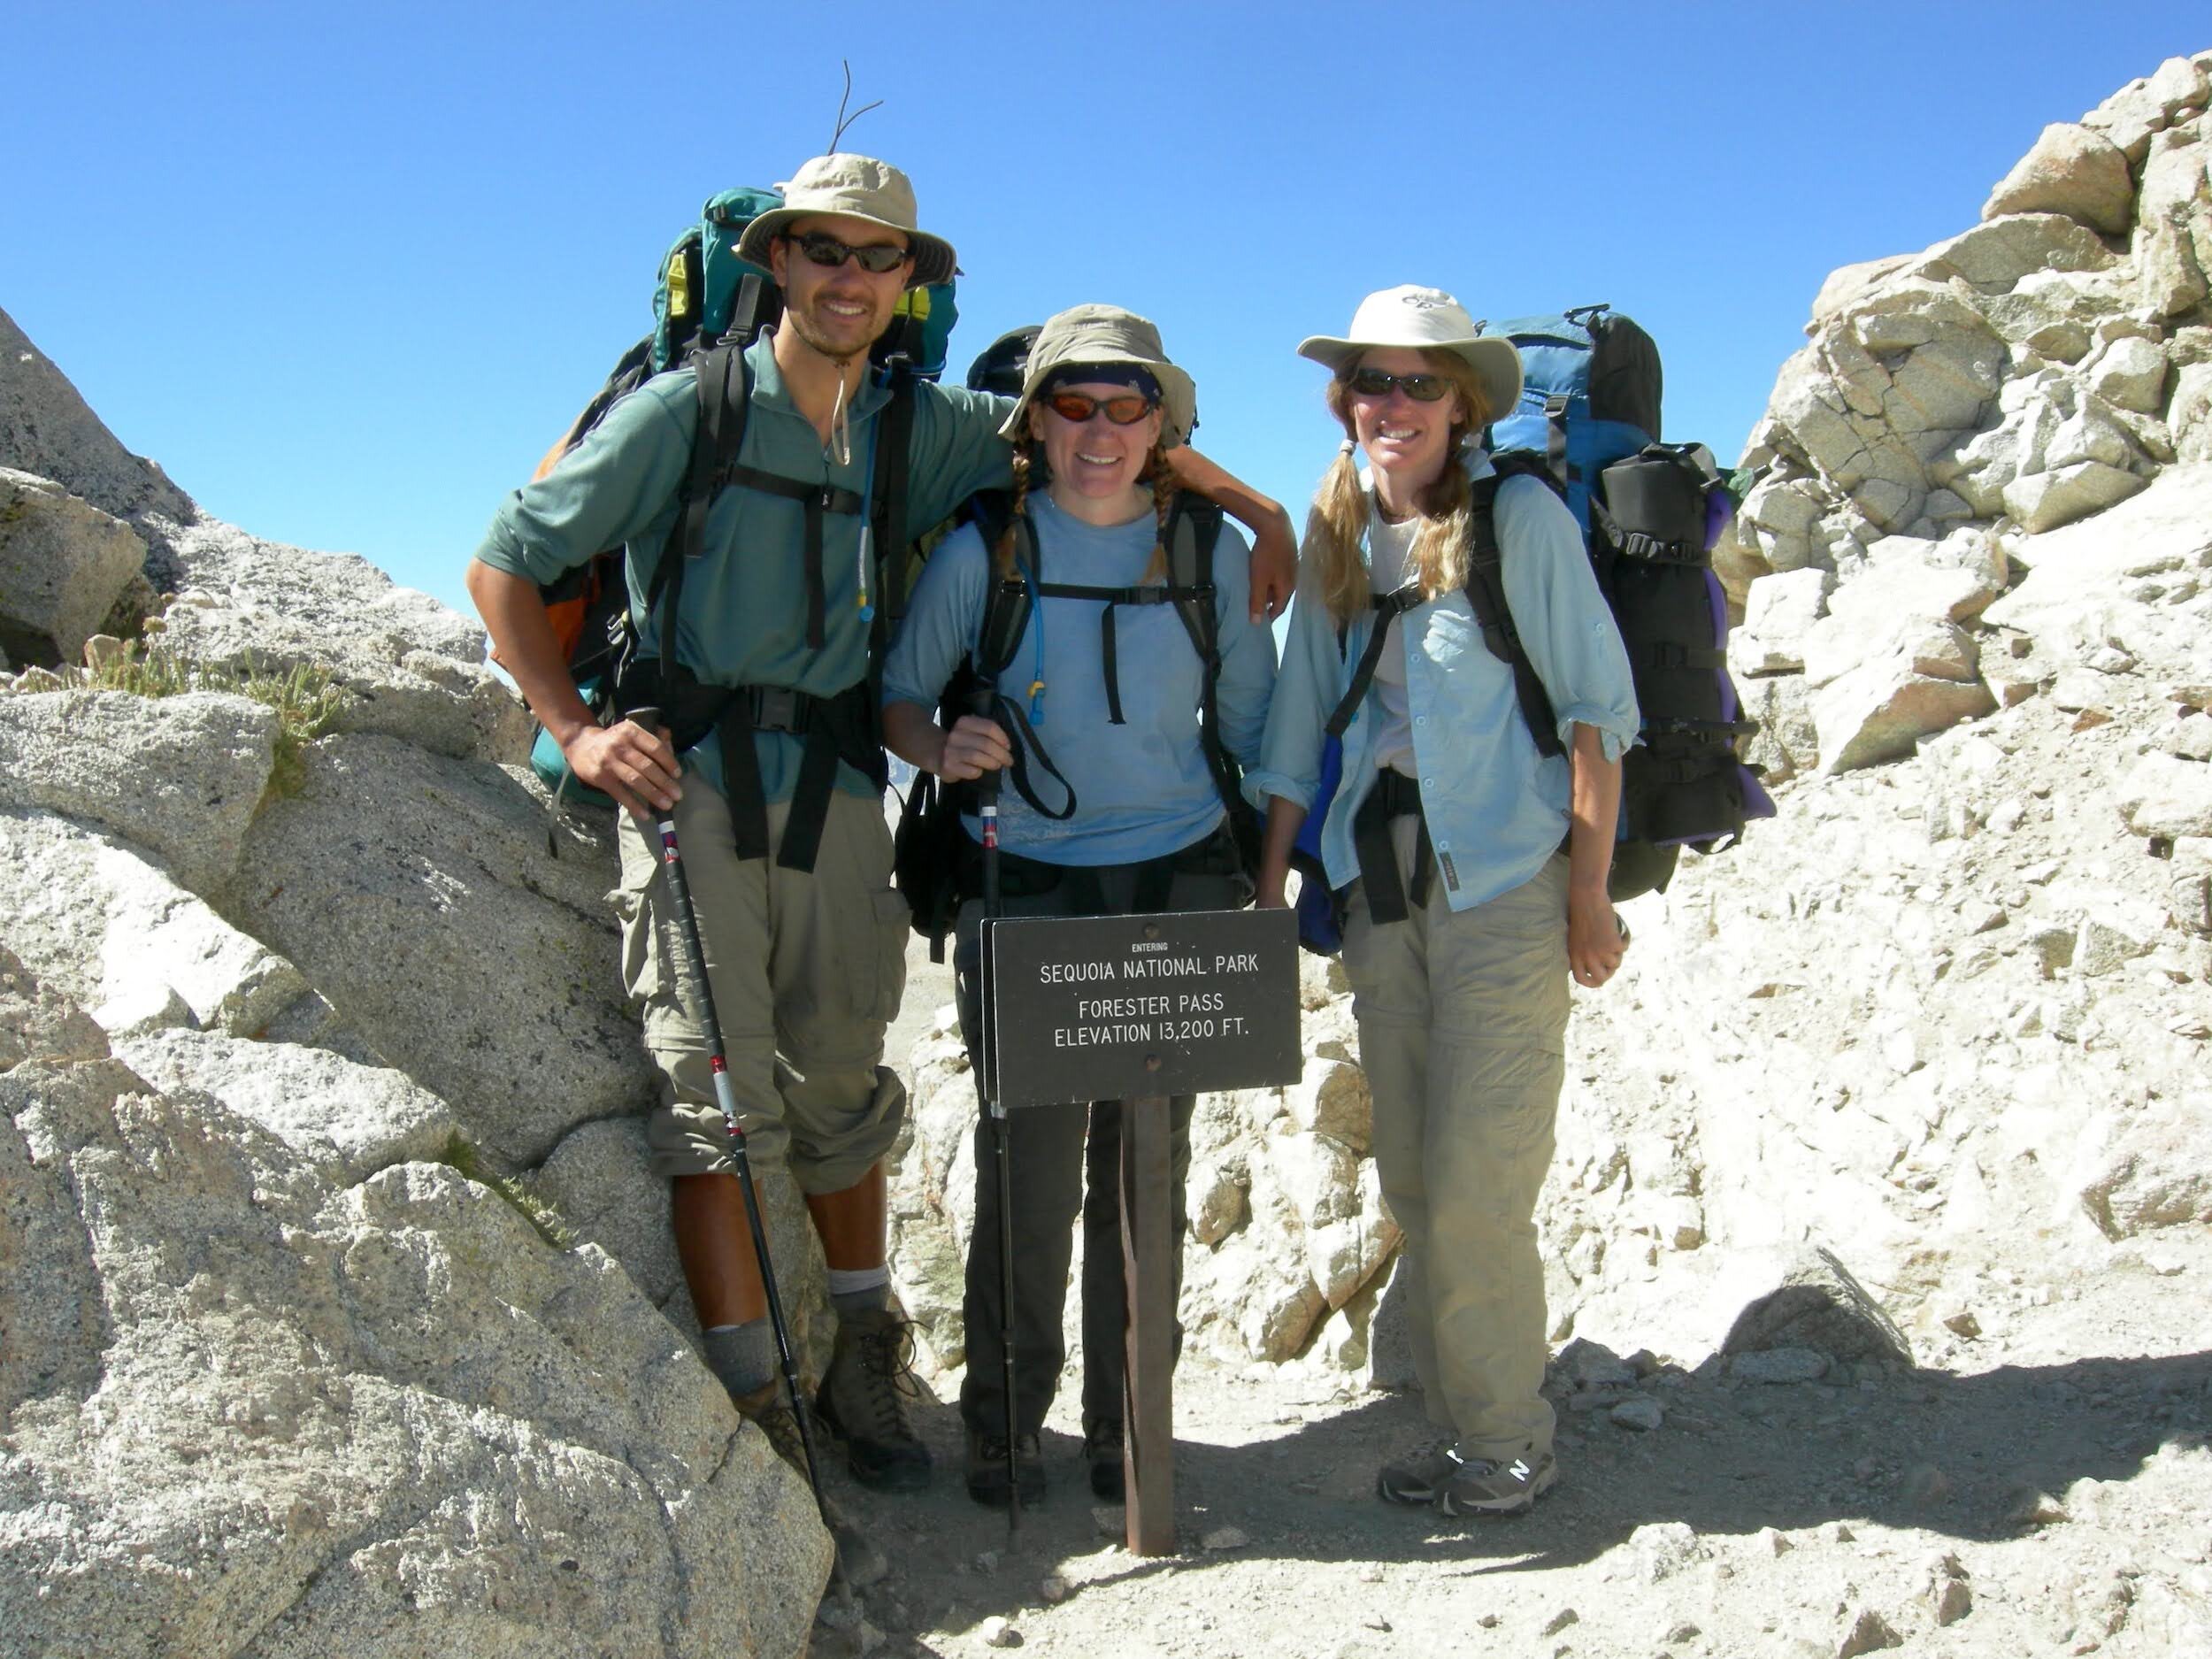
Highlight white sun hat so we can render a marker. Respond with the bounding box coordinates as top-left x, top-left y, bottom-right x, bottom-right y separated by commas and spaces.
1297, 285, 1524, 417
